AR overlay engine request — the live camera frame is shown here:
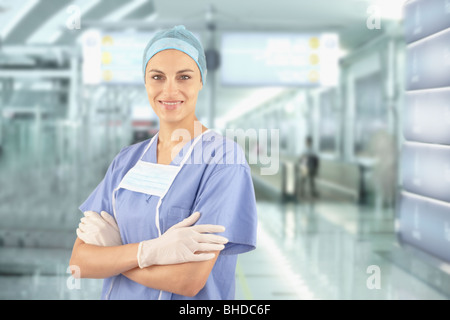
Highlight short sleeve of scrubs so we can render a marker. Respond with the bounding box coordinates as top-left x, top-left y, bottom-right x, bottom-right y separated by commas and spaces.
79, 156, 118, 215
193, 164, 258, 255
